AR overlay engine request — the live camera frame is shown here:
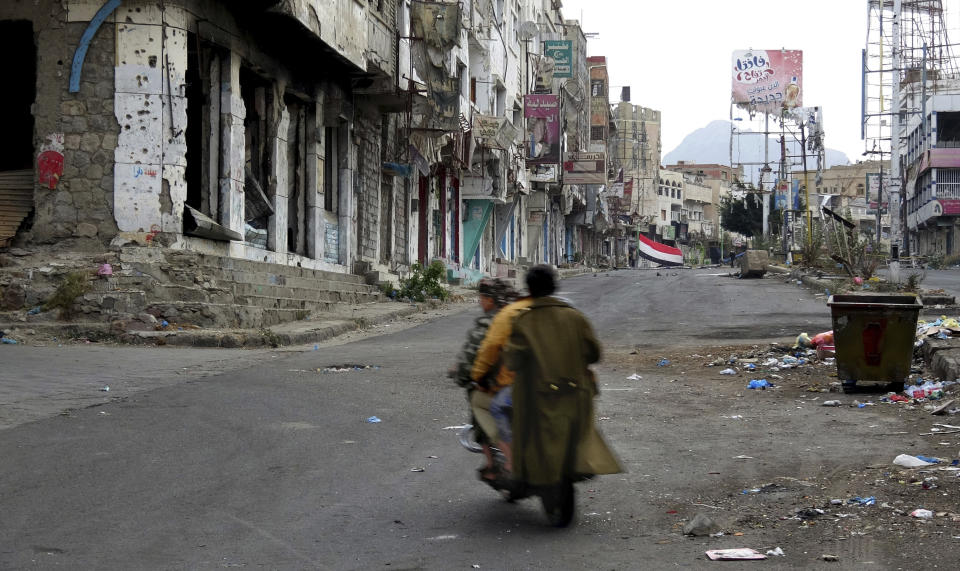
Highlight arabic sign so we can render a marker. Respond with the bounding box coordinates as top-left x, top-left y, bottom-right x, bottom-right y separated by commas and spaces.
525, 94, 561, 165
474, 115, 501, 141
732, 49, 802, 113
563, 151, 606, 185
544, 40, 573, 78
941, 199, 960, 215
